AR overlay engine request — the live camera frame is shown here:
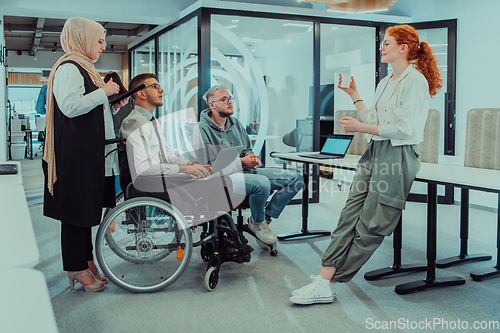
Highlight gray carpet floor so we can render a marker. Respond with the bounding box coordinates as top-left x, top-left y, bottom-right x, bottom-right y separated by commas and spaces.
20, 155, 500, 333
